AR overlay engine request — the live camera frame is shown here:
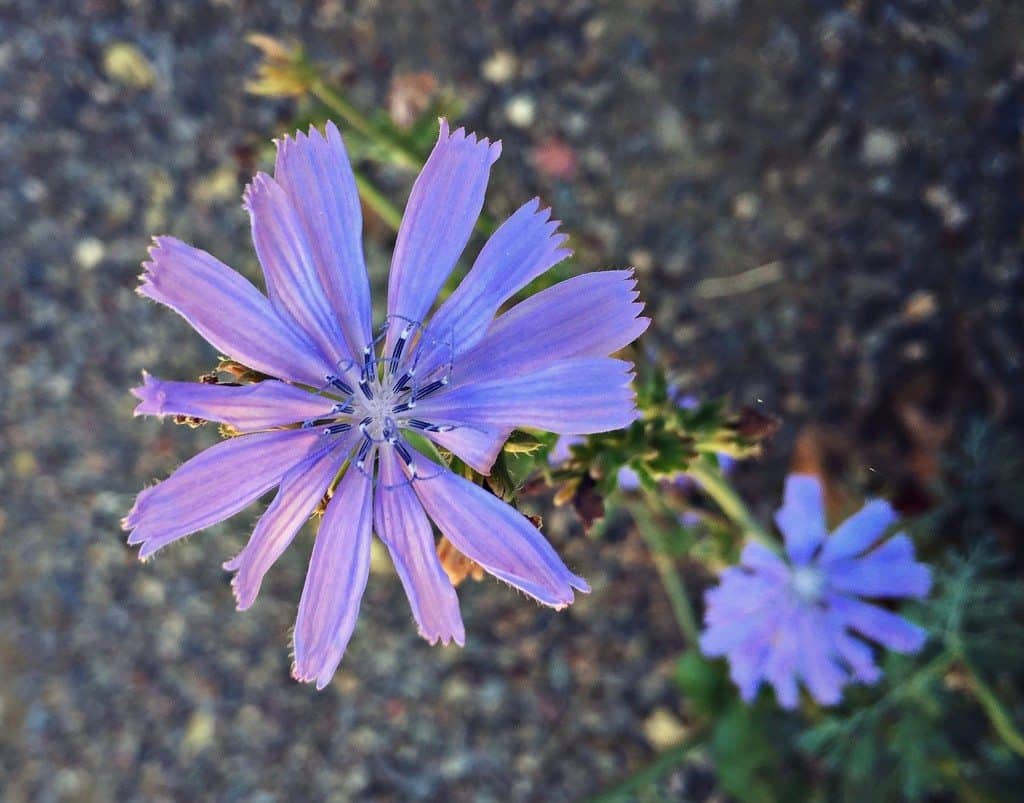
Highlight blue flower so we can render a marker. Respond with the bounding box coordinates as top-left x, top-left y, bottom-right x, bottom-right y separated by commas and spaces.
125, 121, 649, 687
700, 474, 932, 708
